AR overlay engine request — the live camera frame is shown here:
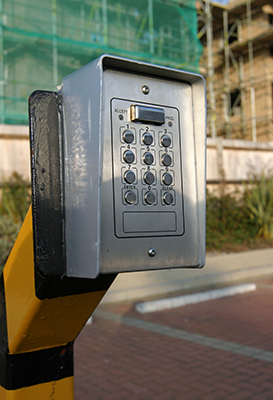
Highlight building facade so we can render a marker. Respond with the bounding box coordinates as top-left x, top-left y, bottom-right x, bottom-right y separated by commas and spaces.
199, 0, 273, 141
0, 0, 202, 125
